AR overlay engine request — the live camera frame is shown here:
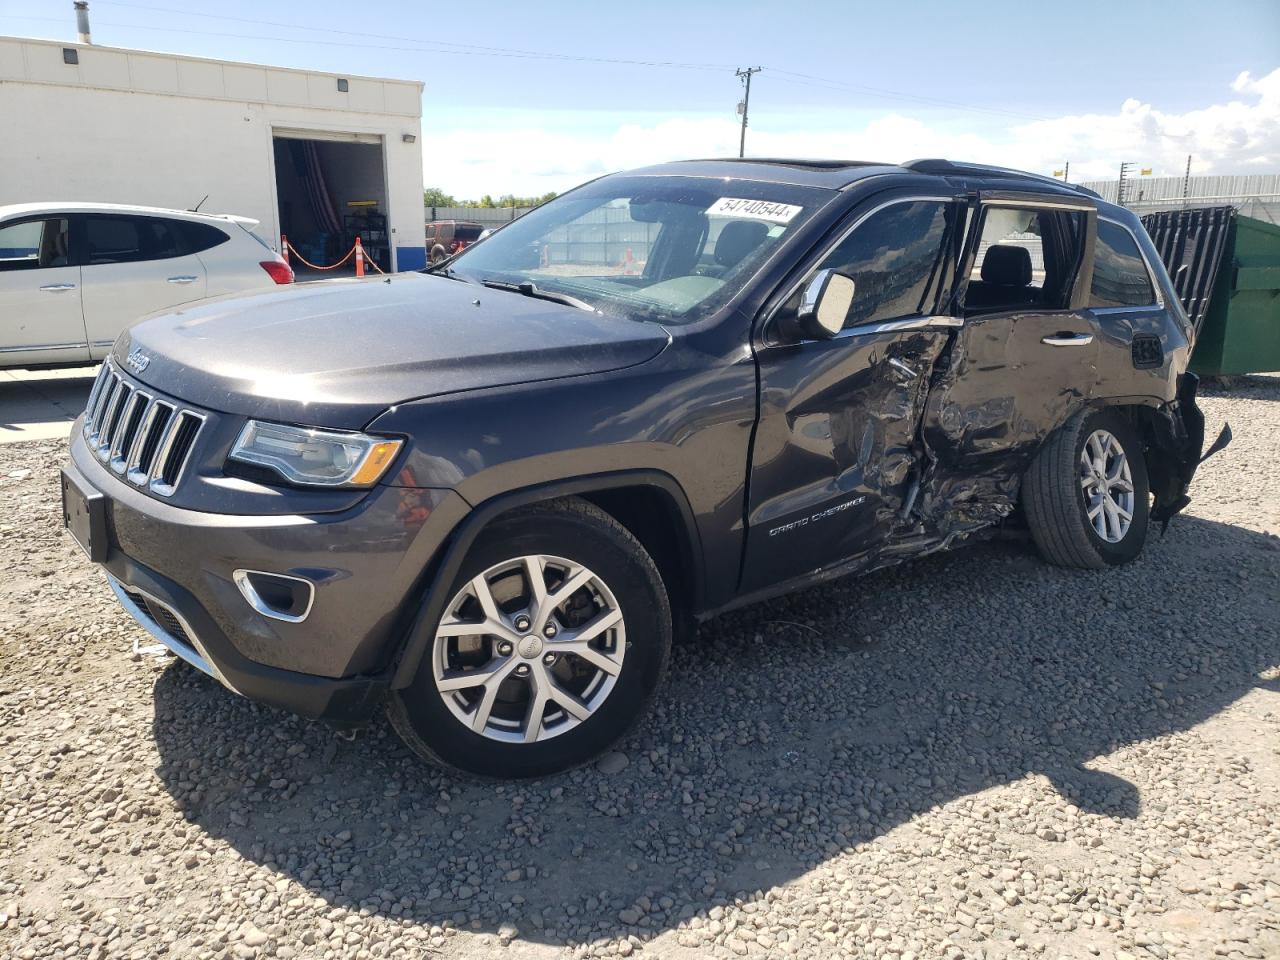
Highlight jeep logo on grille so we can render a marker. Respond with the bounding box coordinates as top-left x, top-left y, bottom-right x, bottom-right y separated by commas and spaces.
125, 348, 151, 373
